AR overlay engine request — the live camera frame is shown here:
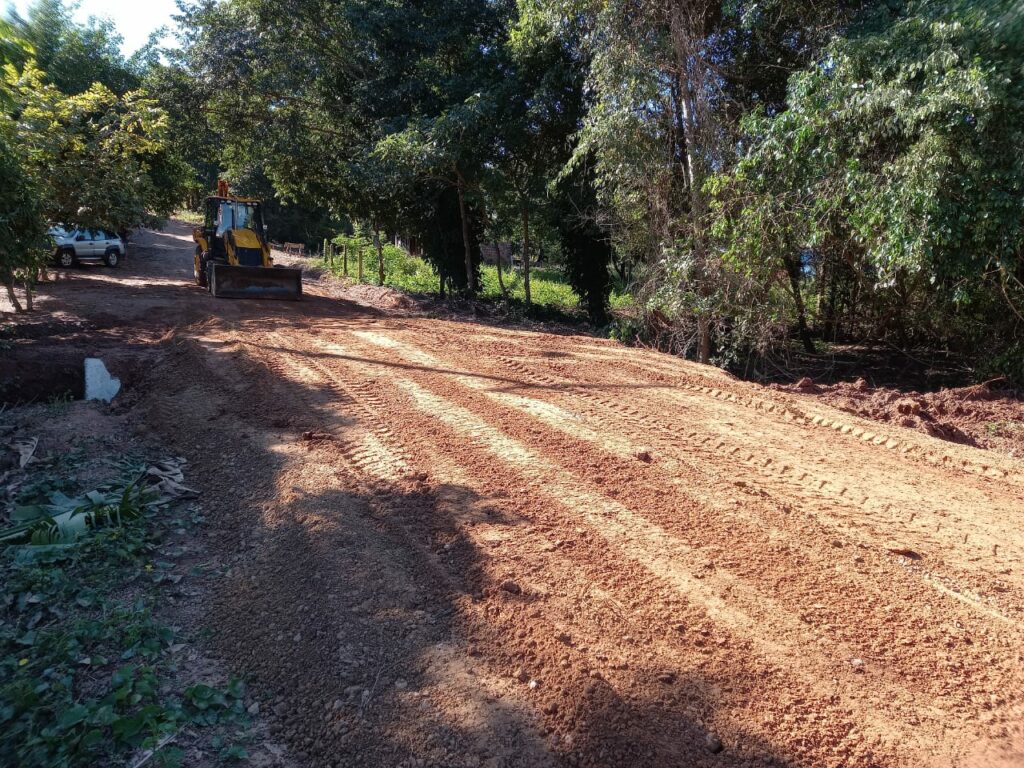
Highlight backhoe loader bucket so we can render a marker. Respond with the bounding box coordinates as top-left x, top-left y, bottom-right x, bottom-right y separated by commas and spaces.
209, 264, 303, 300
